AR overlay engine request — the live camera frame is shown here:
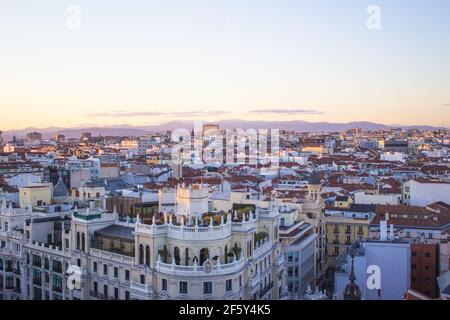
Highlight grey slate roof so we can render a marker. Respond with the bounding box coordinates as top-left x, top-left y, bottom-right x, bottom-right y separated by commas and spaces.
53, 176, 69, 197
